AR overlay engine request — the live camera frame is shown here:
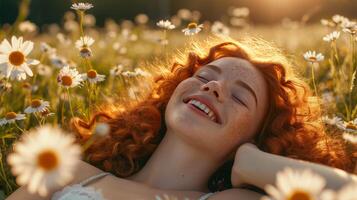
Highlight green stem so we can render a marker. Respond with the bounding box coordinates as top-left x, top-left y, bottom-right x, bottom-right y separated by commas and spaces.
67, 89, 75, 118
34, 113, 41, 126
85, 59, 92, 71
0, 152, 13, 193
78, 11, 84, 37
14, 121, 24, 133
81, 136, 96, 153
310, 62, 319, 97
